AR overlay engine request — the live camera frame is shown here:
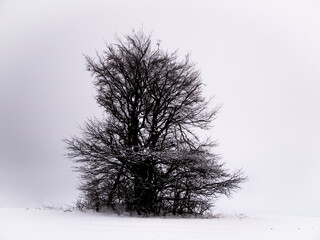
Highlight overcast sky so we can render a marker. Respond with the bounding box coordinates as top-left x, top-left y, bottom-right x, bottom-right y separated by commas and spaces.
1, 0, 320, 216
